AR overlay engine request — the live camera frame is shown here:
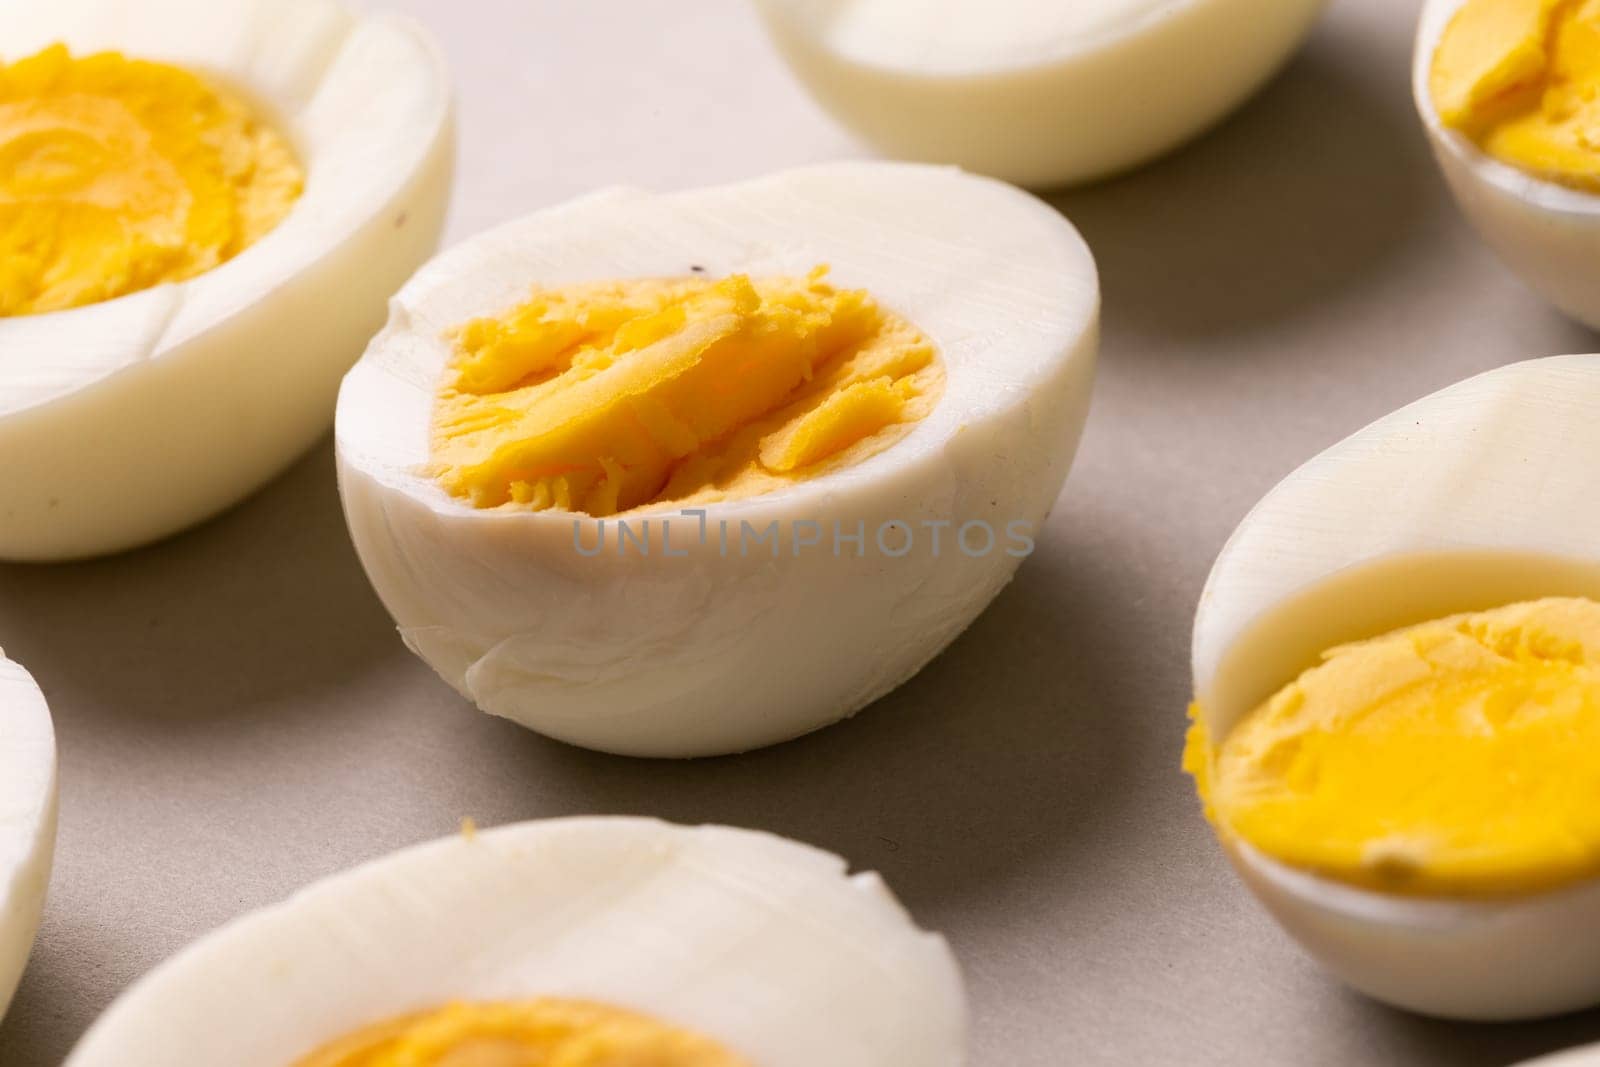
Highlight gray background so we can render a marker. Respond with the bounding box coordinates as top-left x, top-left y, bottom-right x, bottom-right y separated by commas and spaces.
4, 0, 1600, 1063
